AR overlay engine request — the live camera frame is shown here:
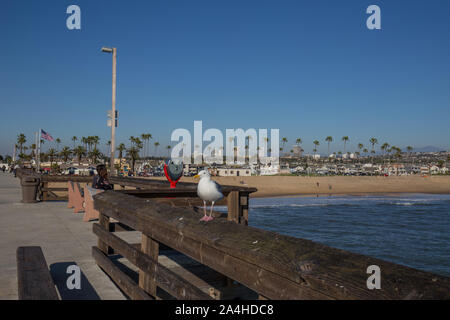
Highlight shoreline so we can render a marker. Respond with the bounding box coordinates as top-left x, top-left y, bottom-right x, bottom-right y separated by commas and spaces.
159, 175, 450, 198
249, 191, 450, 199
